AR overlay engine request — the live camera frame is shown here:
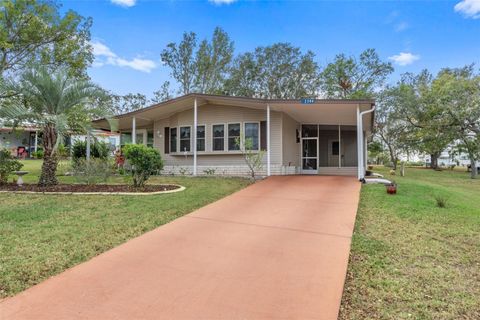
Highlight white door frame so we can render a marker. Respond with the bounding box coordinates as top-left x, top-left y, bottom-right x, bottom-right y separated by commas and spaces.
301, 136, 318, 174
328, 138, 340, 167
